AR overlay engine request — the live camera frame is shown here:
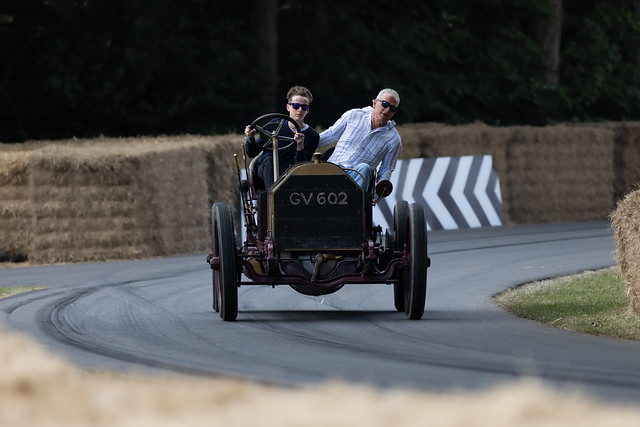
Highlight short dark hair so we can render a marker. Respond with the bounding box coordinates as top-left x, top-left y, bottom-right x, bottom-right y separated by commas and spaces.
287, 86, 313, 104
